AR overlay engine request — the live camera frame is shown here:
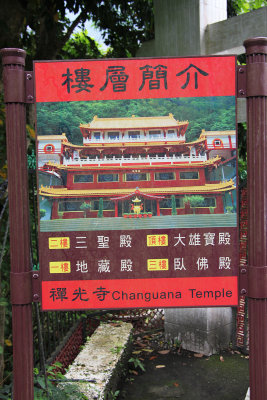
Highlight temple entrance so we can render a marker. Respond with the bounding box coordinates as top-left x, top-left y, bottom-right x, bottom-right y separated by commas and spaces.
144, 199, 157, 216
118, 198, 158, 216
113, 188, 164, 218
